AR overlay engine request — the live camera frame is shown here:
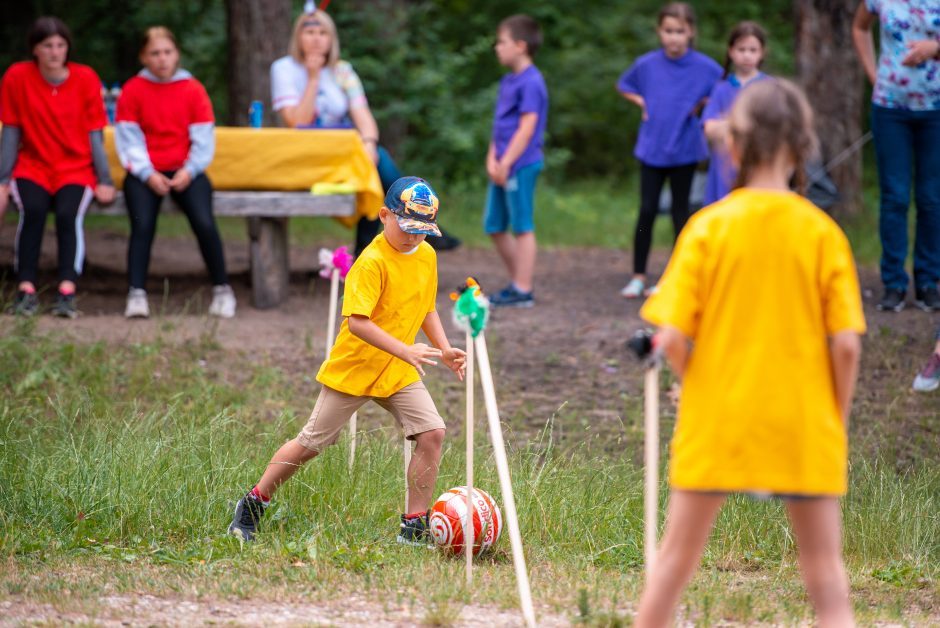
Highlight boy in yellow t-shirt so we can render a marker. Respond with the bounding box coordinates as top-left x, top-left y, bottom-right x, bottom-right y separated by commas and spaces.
229, 176, 466, 545
634, 80, 865, 627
